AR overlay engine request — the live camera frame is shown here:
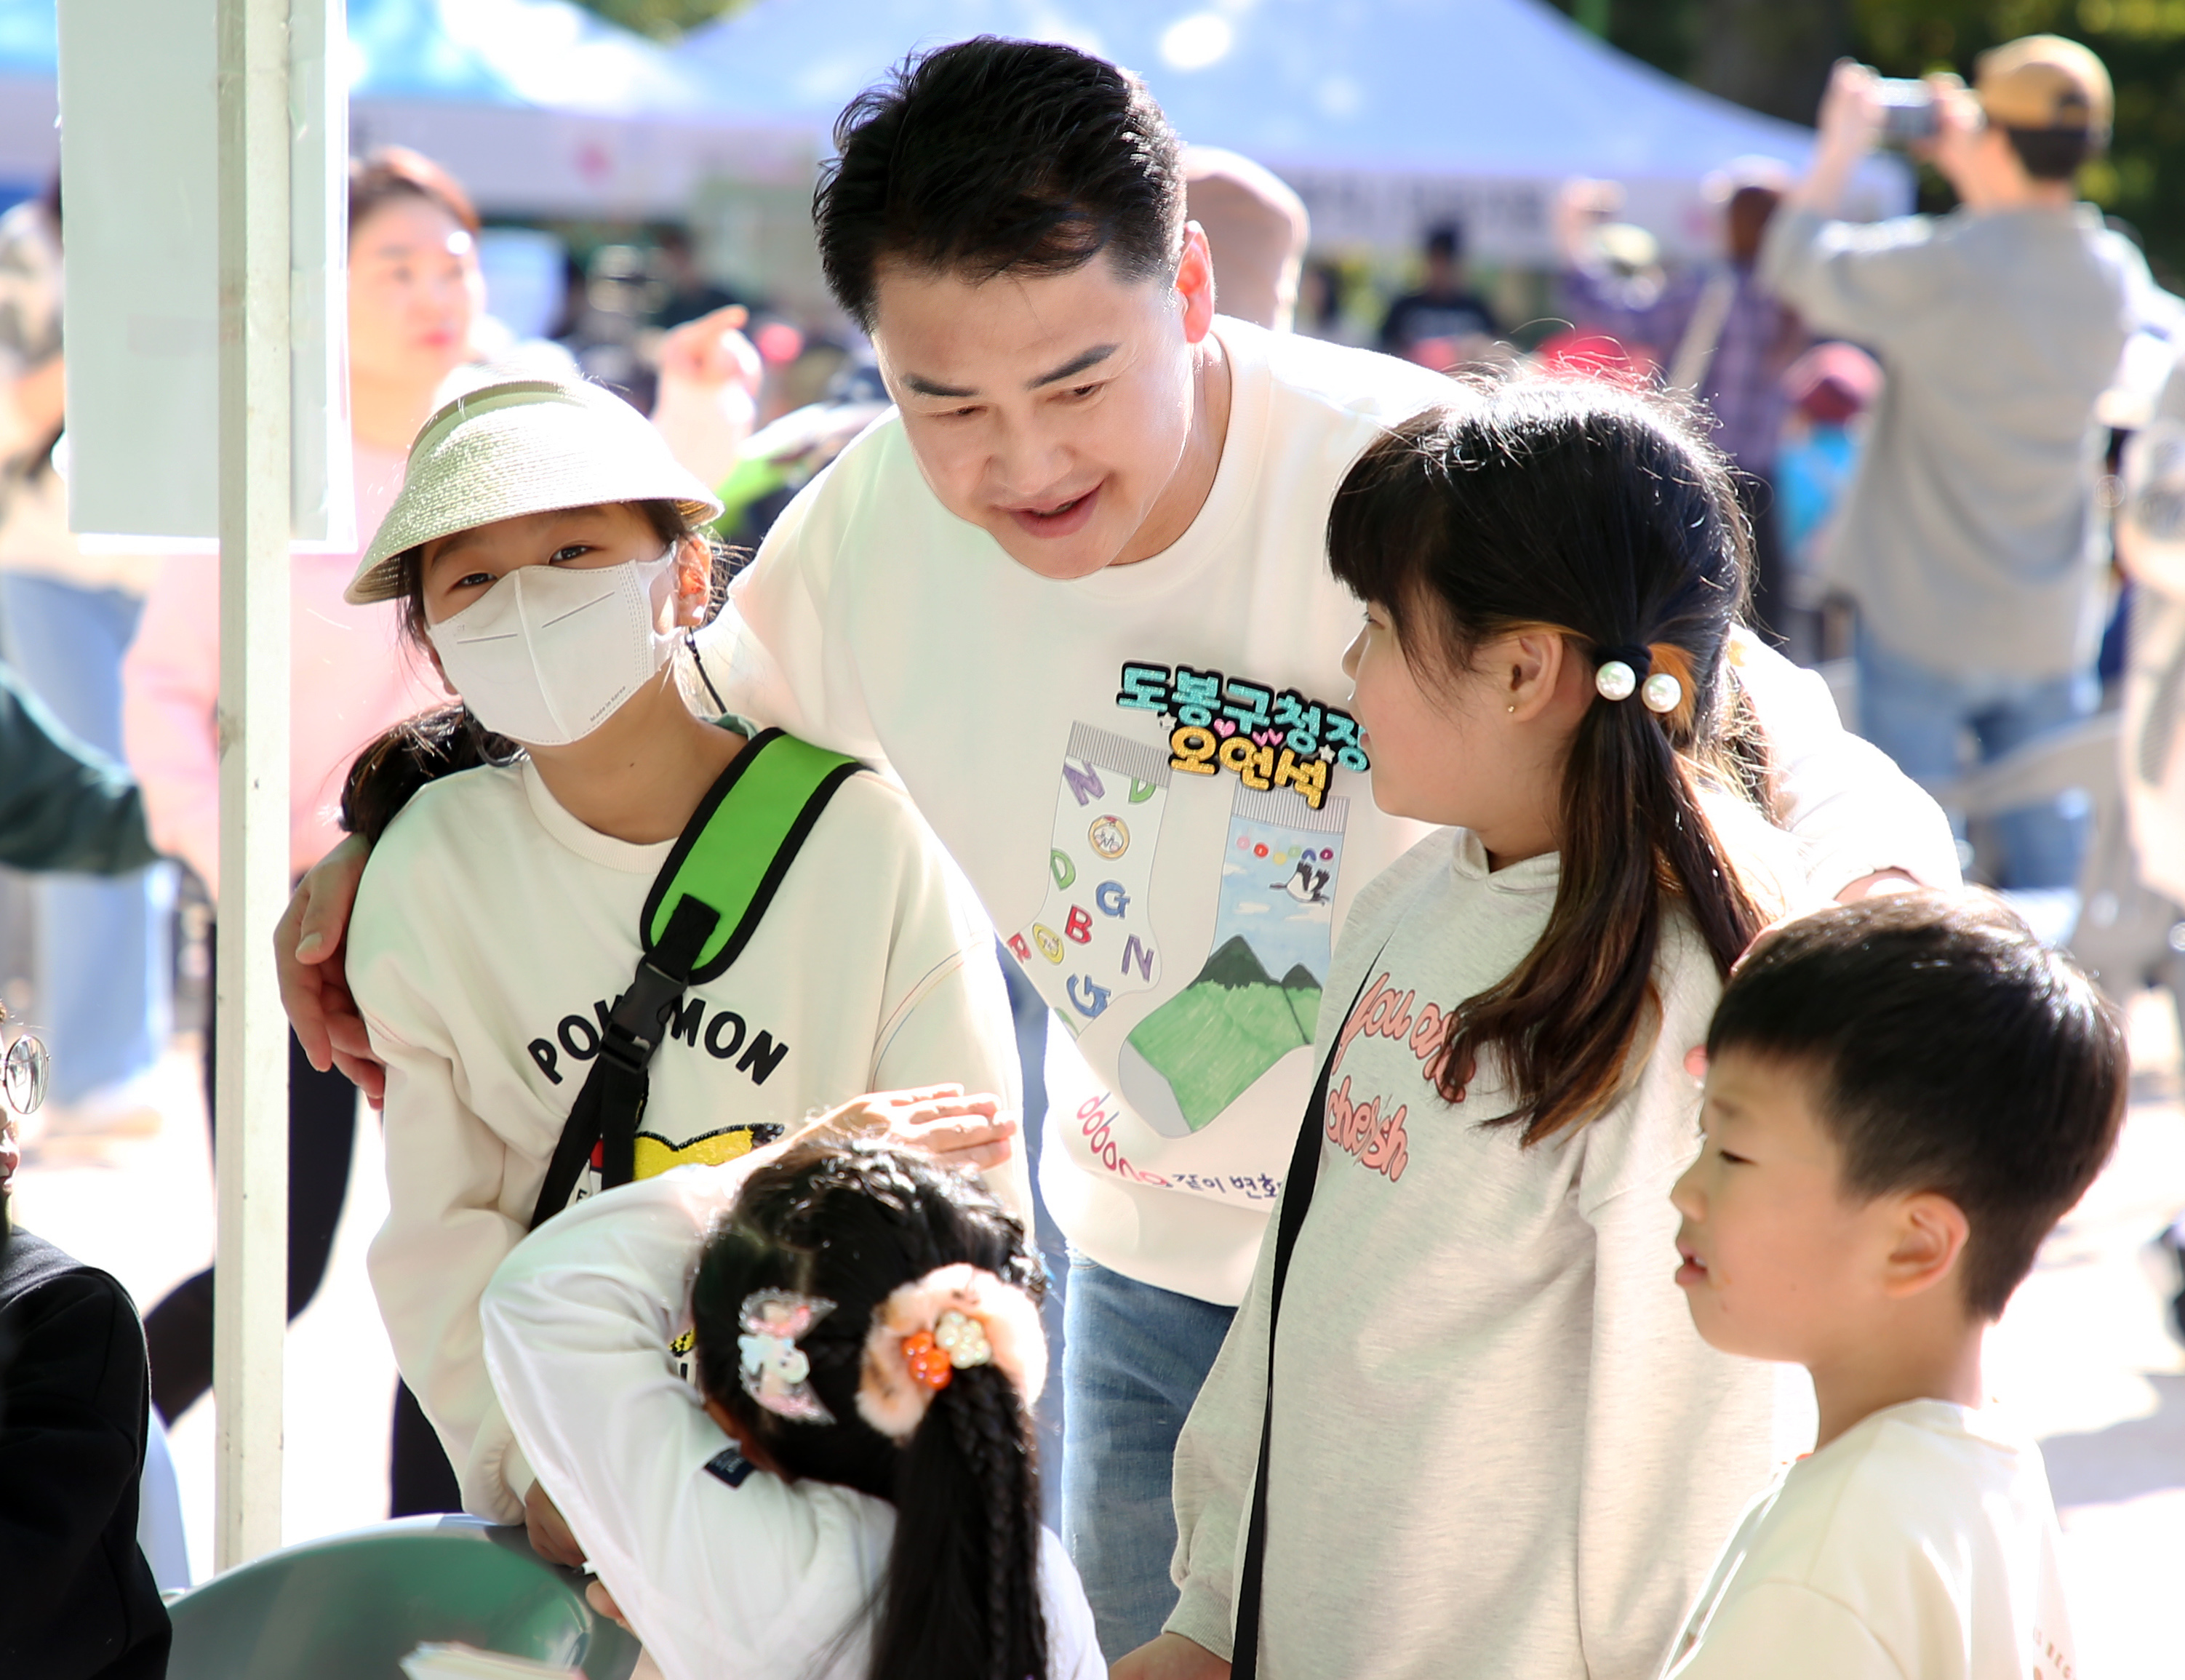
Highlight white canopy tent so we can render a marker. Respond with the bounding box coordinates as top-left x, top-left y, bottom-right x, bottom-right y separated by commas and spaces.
667, 0, 1909, 262
4, 0, 1906, 244
0, 0, 810, 219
